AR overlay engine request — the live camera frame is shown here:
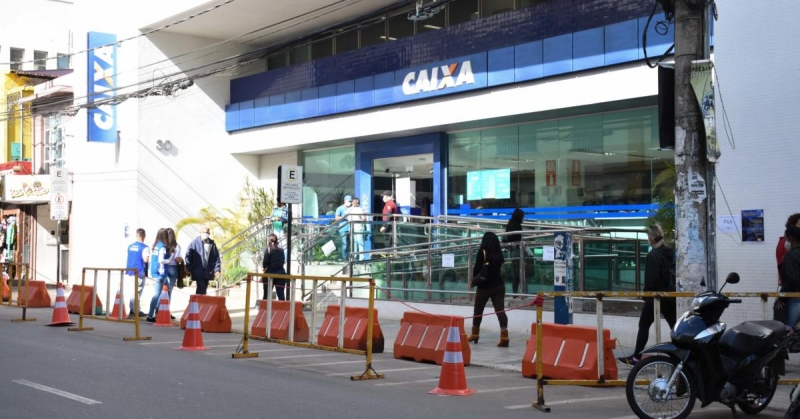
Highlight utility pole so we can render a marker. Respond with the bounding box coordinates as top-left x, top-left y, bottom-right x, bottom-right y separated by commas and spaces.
674, 0, 713, 304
